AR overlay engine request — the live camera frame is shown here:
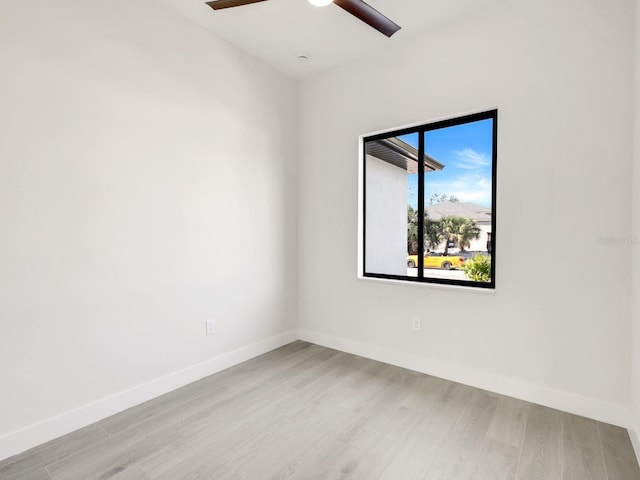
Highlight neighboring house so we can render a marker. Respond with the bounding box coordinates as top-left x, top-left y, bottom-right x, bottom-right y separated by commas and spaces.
425, 201, 492, 253
364, 137, 443, 275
